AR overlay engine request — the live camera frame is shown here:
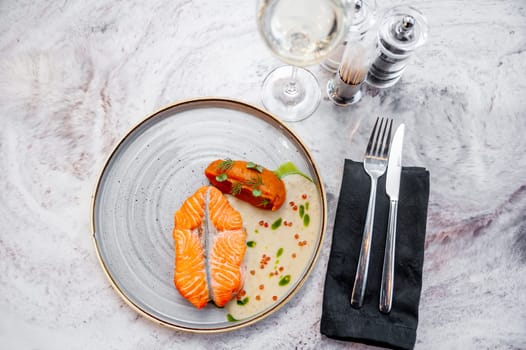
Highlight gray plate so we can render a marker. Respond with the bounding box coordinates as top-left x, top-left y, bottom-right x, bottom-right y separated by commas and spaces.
91, 98, 327, 332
